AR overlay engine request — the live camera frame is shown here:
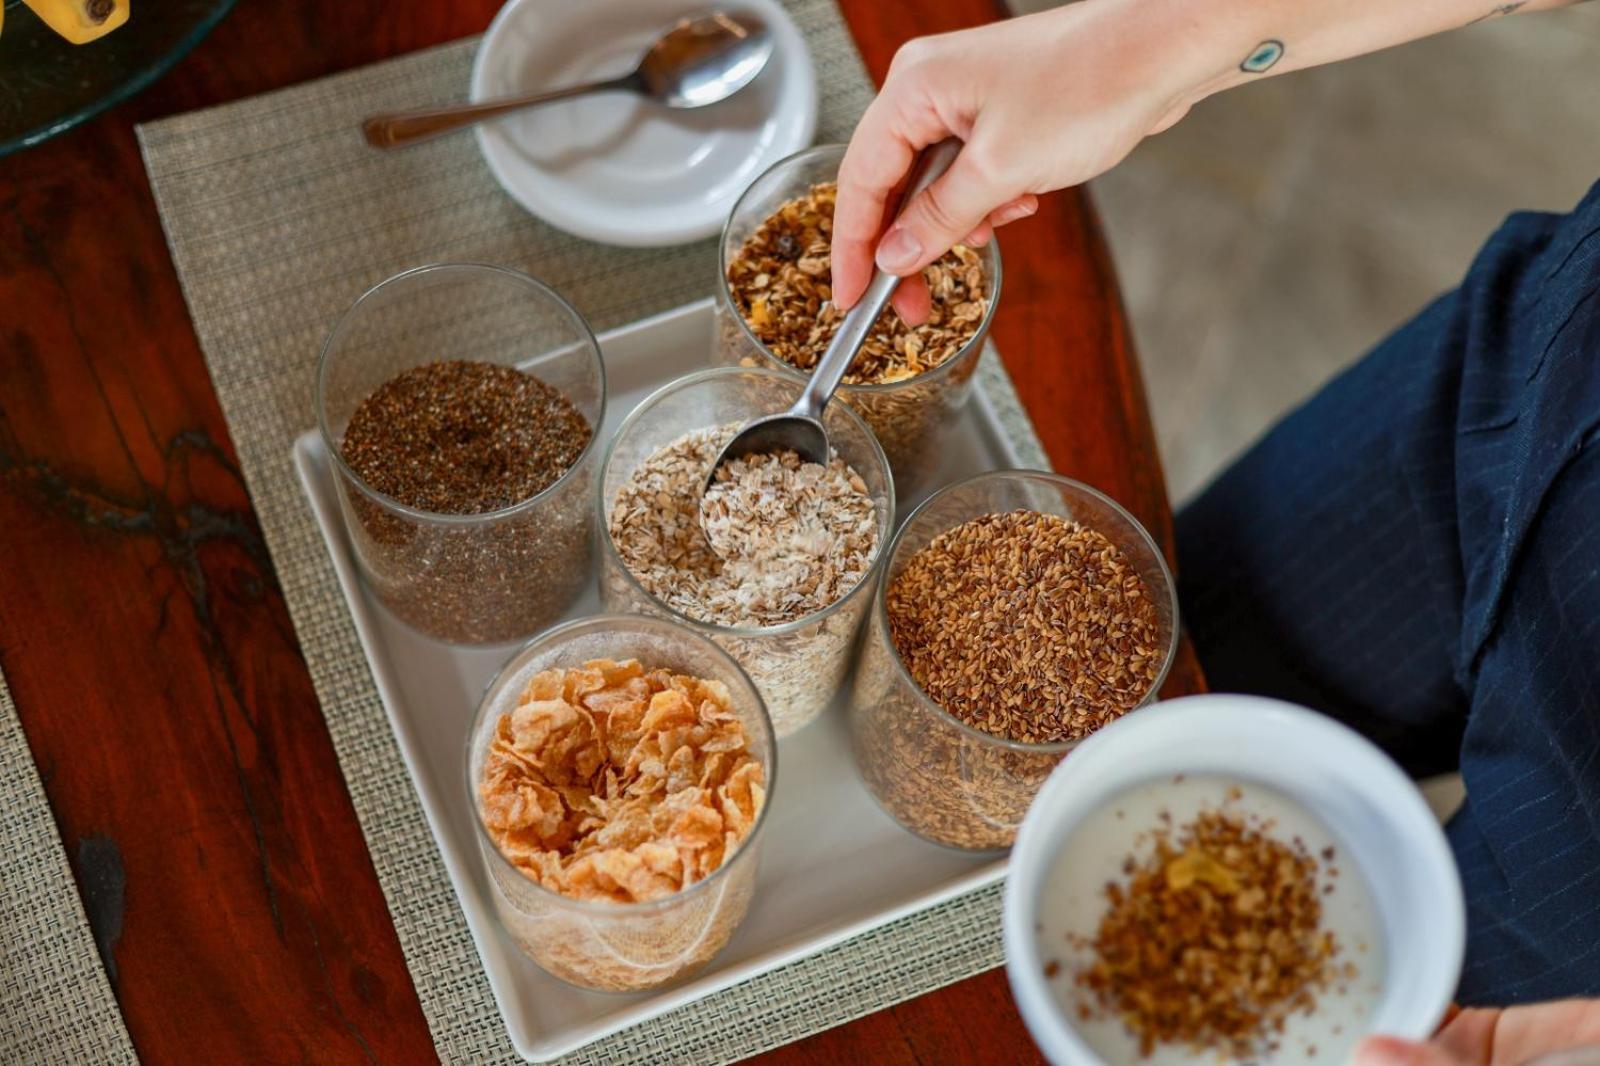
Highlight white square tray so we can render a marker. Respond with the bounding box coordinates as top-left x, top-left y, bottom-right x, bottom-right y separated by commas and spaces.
293, 299, 1026, 1061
